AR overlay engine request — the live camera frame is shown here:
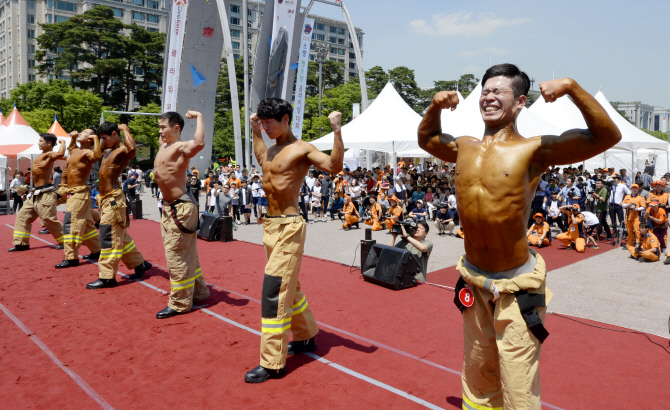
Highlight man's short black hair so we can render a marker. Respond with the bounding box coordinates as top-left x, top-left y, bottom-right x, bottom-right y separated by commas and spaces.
640, 223, 650, 230
481, 63, 530, 98
40, 133, 57, 147
97, 122, 119, 137
159, 111, 185, 132
257, 98, 293, 125
418, 220, 430, 234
